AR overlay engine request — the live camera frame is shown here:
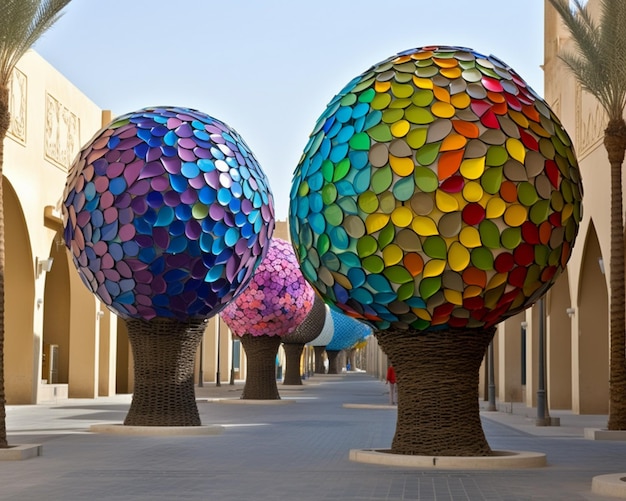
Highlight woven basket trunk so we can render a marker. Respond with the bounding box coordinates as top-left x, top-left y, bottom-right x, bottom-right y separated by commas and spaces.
240, 334, 282, 399
124, 318, 206, 426
283, 343, 304, 385
314, 346, 326, 374
375, 327, 495, 456
326, 350, 341, 374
